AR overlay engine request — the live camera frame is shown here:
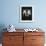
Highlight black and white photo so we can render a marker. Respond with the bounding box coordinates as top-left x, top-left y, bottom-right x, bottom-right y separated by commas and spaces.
20, 5, 34, 22
22, 7, 32, 20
